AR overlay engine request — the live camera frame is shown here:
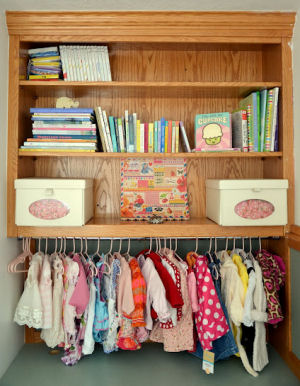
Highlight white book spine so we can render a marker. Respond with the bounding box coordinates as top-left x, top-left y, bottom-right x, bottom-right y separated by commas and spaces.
103, 46, 112, 81
98, 46, 106, 81
76, 46, 84, 81
70, 46, 78, 81
92, 46, 101, 81
102, 110, 113, 152
172, 124, 176, 153
89, 47, 97, 81
67, 47, 74, 81
118, 120, 125, 152
140, 123, 144, 153
97, 107, 109, 151
59, 46, 67, 81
